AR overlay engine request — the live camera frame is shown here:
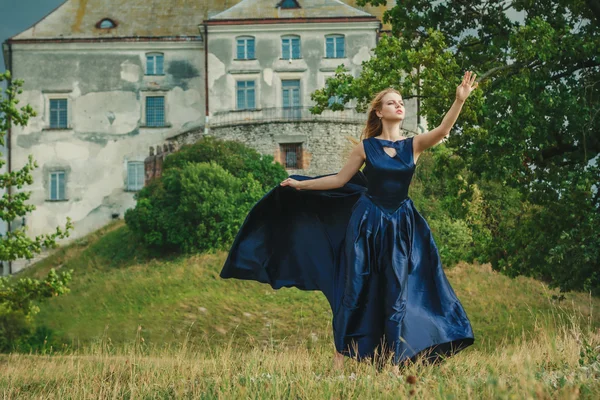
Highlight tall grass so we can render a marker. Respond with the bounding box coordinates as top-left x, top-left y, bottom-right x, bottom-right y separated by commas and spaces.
4, 221, 599, 397
1, 299, 598, 398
